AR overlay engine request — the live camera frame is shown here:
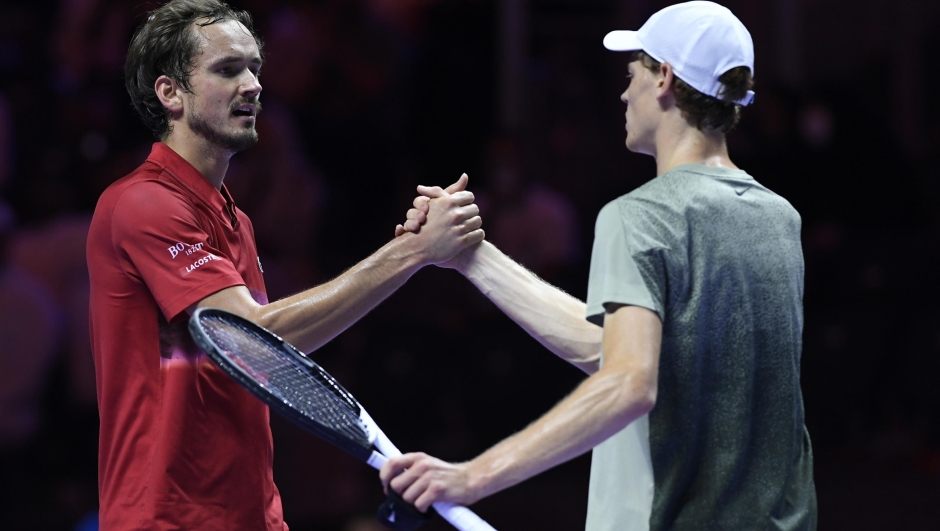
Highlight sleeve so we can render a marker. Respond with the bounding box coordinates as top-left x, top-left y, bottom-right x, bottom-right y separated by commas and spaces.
585, 198, 670, 326
110, 180, 247, 322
